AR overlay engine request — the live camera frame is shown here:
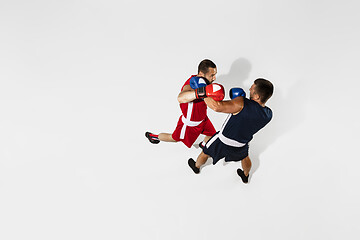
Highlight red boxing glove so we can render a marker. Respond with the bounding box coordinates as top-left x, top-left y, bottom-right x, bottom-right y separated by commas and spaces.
207, 83, 225, 101
195, 83, 225, 101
